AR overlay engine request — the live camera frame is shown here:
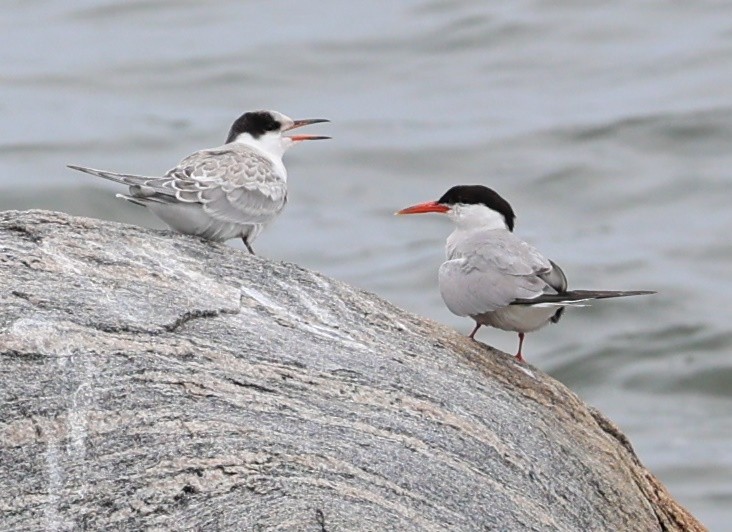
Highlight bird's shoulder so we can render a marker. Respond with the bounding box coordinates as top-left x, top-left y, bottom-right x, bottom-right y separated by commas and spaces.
447, 229, 552, 277
165, 143, 281, 187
